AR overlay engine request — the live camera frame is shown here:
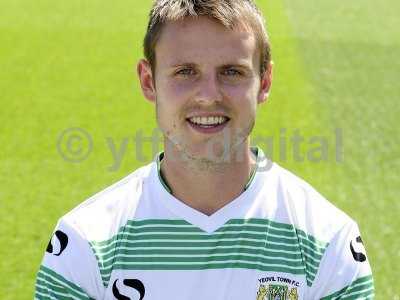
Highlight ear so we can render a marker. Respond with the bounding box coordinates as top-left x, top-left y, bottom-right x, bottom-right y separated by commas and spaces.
137, 59, 156, 103
257, 61, 273, 104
